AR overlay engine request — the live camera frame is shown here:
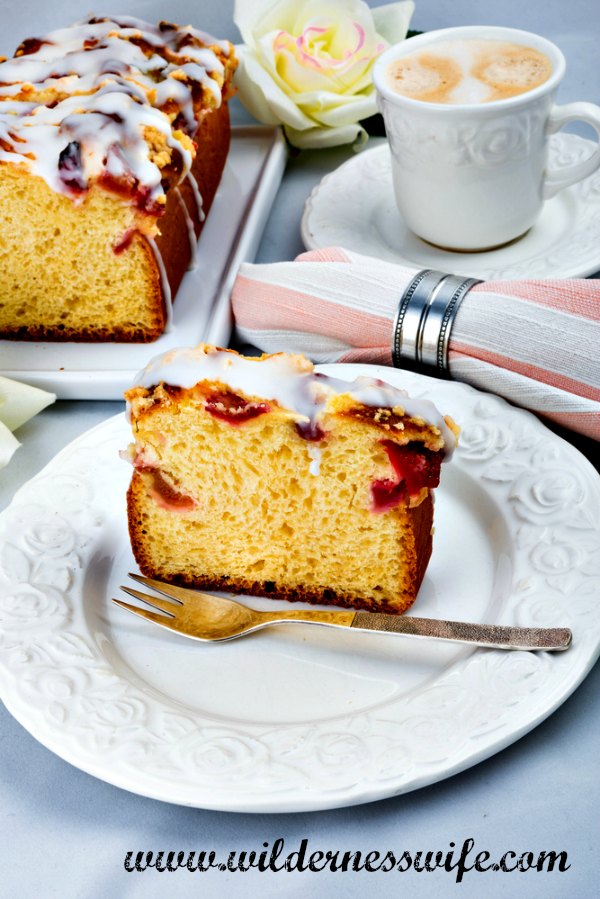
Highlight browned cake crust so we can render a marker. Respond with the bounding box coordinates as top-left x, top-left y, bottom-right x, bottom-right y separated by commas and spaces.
152, 102, 231, 326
